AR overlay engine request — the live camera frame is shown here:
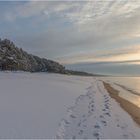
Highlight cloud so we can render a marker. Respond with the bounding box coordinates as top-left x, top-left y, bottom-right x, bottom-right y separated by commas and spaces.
3, 1, 80, 22
0, 1, 140, 64
4, 1, 47, 22
57, 45, 140, 64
